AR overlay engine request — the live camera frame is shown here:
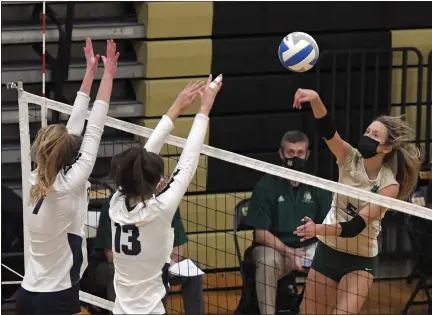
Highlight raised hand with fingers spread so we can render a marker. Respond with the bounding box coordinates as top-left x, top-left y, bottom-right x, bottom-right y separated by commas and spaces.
198, 74, 223, 116
83, 37, 100, 76
95, 39, 120, 105
101, 39, 120, 79
166, 81, 205, 121
77, 37, 100, 96
175, 80, 205, 110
